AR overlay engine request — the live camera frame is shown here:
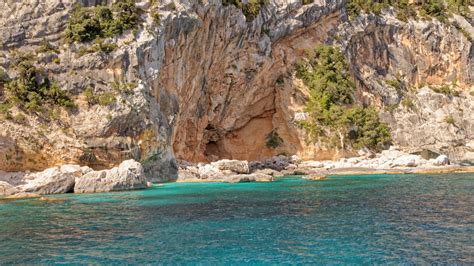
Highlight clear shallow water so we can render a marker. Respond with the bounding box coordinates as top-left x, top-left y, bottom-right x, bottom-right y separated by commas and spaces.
0, 174, 473, 264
